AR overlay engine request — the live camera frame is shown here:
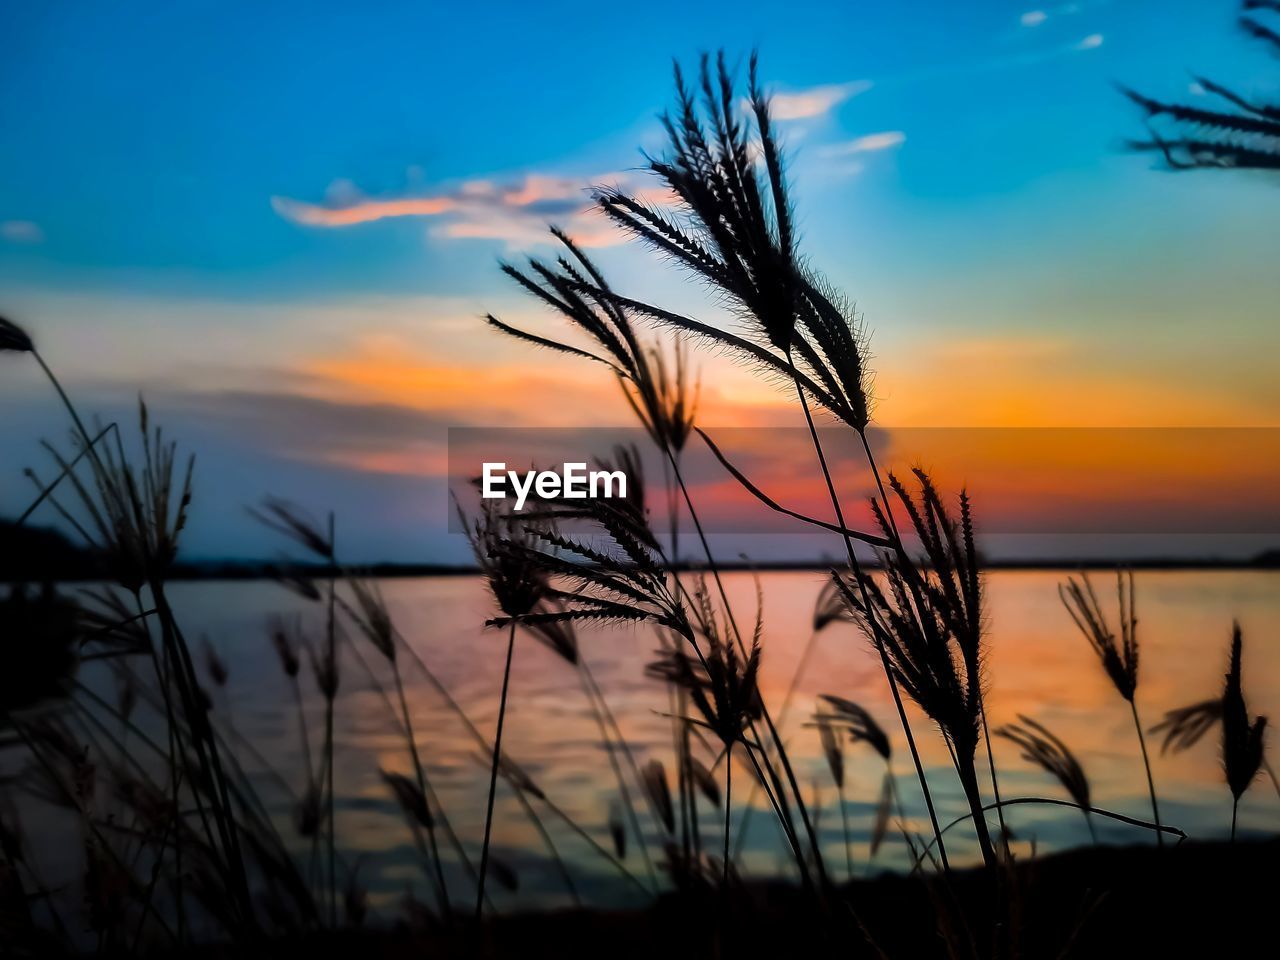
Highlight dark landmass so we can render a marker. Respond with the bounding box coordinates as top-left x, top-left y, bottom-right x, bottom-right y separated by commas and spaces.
159, 839, 1278, 959
4, 520, 1279, 583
